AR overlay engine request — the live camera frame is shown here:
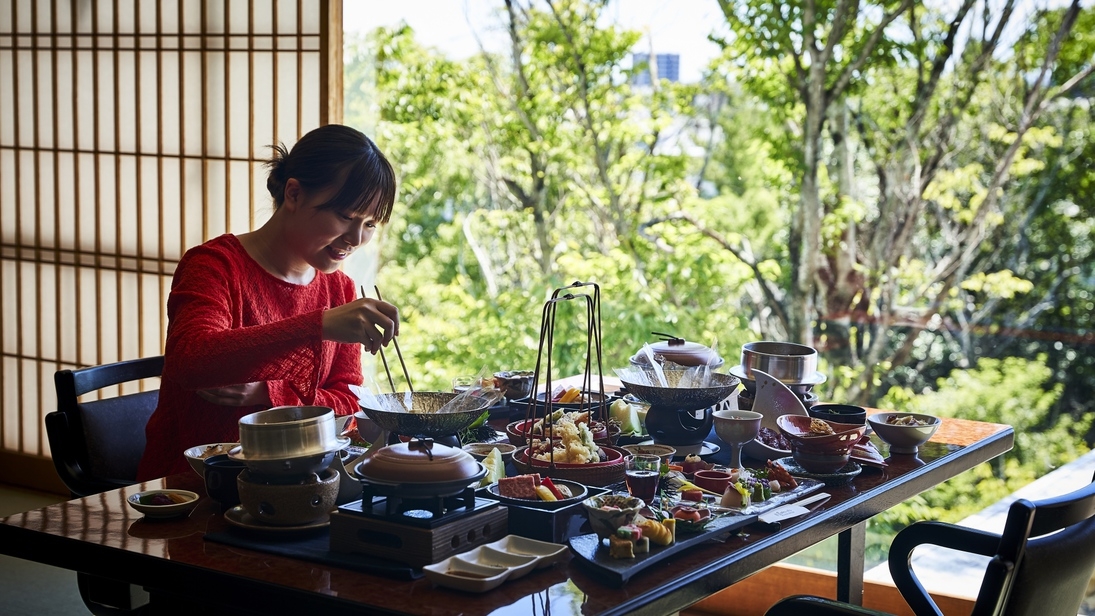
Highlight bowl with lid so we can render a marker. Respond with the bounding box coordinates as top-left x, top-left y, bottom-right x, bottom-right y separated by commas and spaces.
354, 438, 487, 497
629, 337, 723, 368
